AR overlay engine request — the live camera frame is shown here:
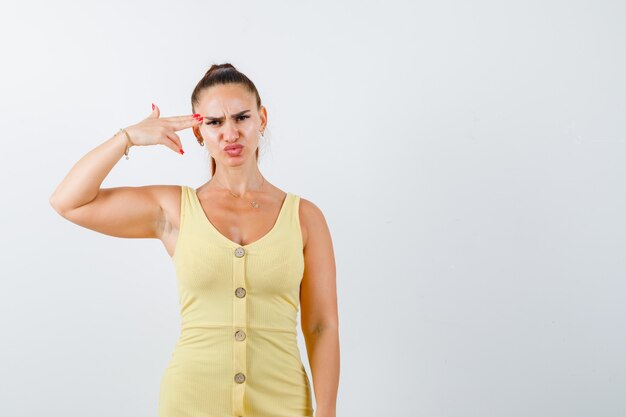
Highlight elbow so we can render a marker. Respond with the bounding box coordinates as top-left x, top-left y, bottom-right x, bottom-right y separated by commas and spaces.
49, 193, 70, 216
304, 321, 339, 337
49, 194, 61, 212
